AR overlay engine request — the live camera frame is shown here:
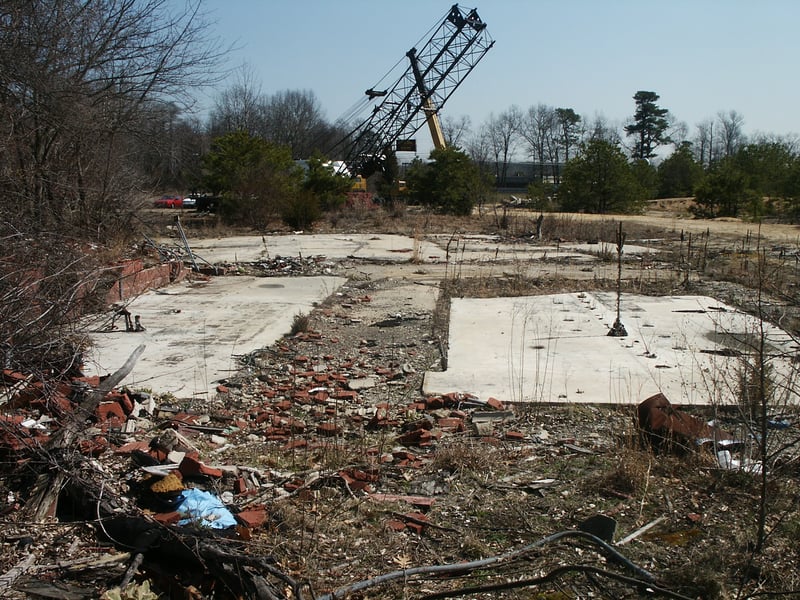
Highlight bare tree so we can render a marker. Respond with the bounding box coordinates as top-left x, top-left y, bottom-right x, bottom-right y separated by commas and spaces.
0, 0, 225, 239
693, 118, 716, 166
717, 109, 747, 158
486, 106, 522, 186
441, 114, 472, 148
583, 113, 622, 146
0, 0, 224, 376
209, 64, 267, 138
520, 104, 556, 182
263, 89, 329, 159
666, 114, 689, 149
464, 124, 493, 170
